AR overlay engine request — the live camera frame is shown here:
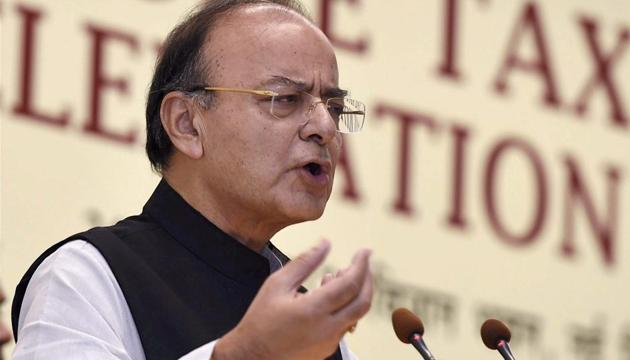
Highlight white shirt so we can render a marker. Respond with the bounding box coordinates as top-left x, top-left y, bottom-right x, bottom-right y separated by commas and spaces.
13, 240, 355, 360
